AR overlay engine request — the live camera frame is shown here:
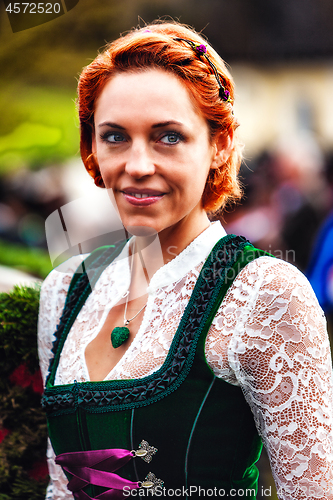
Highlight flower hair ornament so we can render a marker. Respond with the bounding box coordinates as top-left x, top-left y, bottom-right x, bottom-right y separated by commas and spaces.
173, 37, 232, 104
